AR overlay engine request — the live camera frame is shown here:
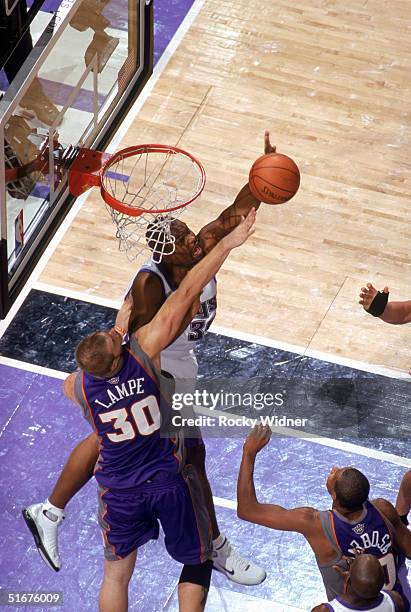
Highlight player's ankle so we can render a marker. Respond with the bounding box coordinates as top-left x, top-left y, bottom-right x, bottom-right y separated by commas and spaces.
45, 499, 65, 516
212, 533, 225, 548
